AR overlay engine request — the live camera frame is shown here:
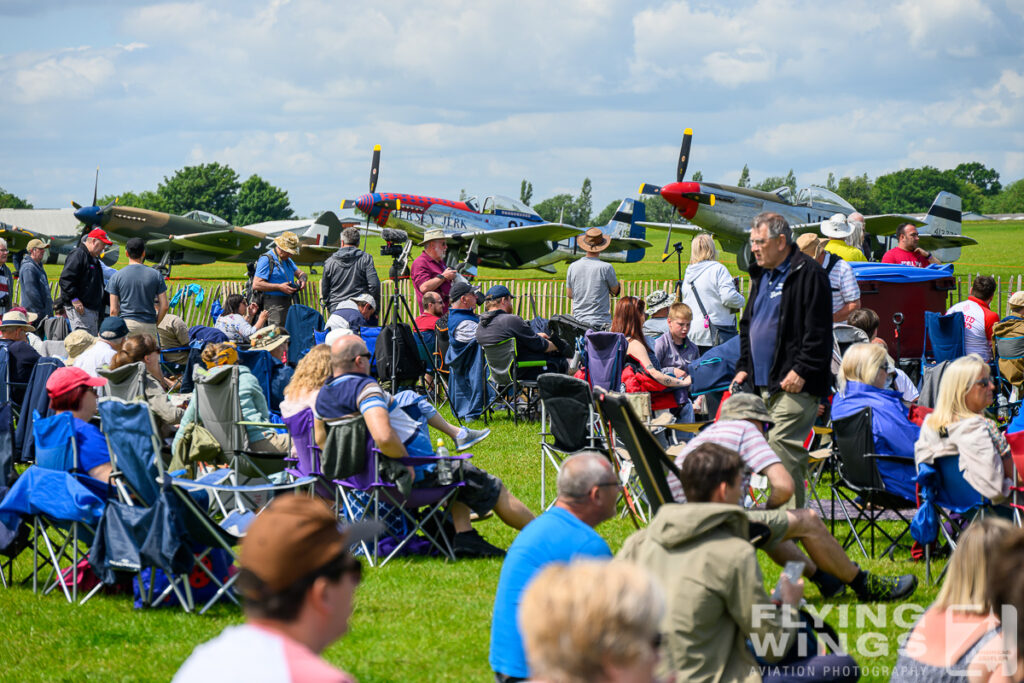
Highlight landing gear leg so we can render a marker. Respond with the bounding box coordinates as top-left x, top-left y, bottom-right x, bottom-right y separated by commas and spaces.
156, 252, 173, 279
